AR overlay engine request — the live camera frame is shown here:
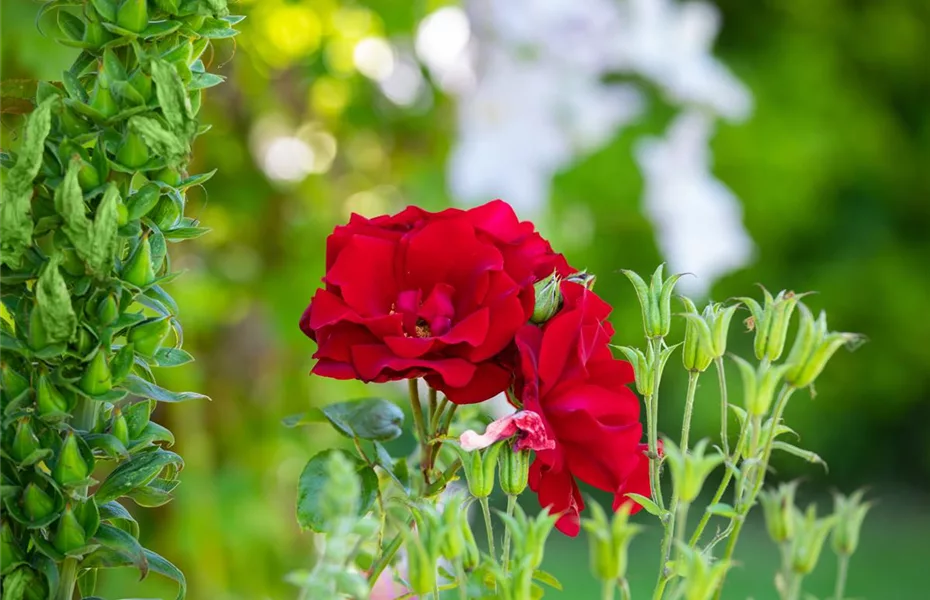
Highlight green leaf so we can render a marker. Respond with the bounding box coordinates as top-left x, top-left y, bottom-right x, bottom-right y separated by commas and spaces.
83, 547, 186, 600
152, 347, 194, 367
128, 115, 189, 166
532, 569, 563, 590
142, 20, 182, 39
319, 398, 404, 442
35, 255, 77, 344
281, 409, 326, 428
296, 449, 378, 532
97, 500, 139, 539
92, 523, 149, 578
197, 17, 239, 38
188, 71, 225, 90
95, 449, 184, 503
1, 97, 54, 268
120, 374, 209, 403
83, 433, 130, 460
705, 503, 738, 518
162, 226, 210, 241
176, 168, 216, 189
150, 59, 193, 134
625, 493, 665, 518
